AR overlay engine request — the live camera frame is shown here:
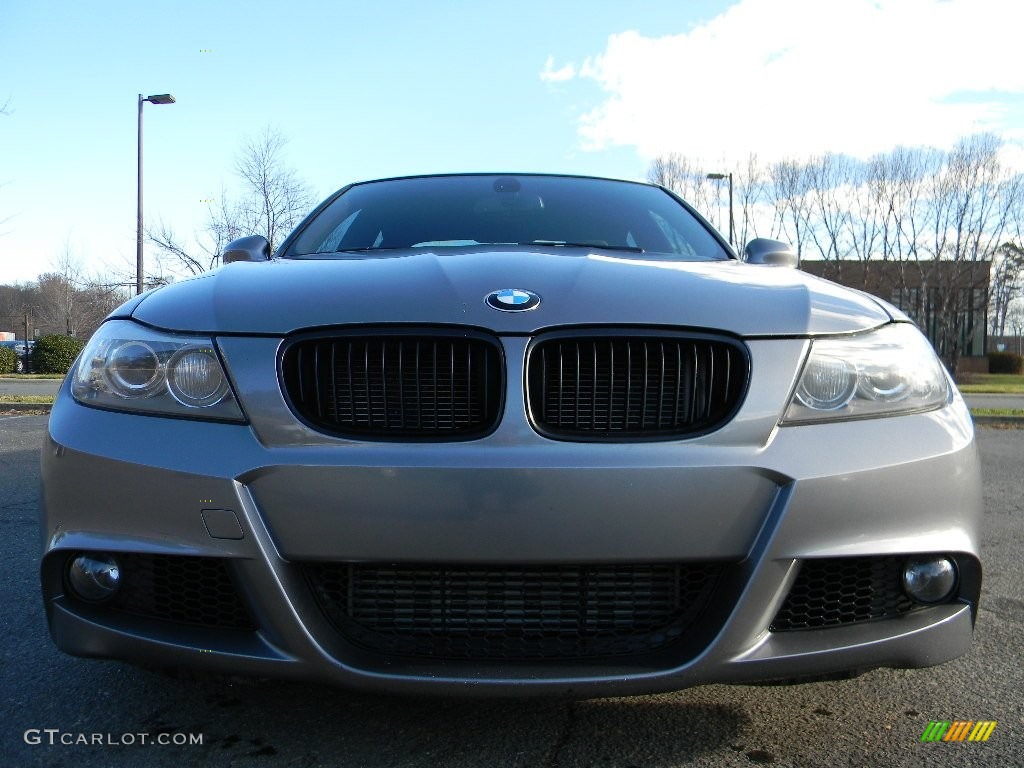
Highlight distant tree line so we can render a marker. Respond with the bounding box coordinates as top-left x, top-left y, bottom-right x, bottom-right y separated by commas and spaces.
1, 126, 314, 349
0, 253, 129, 344
649, 133, 1024, 370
